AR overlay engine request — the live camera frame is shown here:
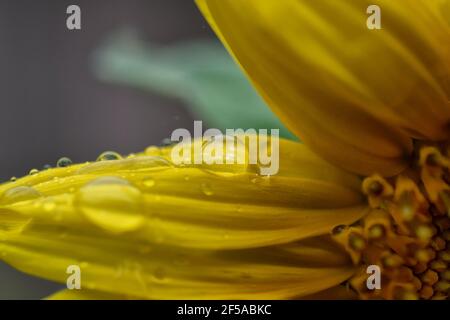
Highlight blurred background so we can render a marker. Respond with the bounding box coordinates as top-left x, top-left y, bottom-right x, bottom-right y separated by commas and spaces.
0, 0, 211, 299
0, 0, 290, 299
